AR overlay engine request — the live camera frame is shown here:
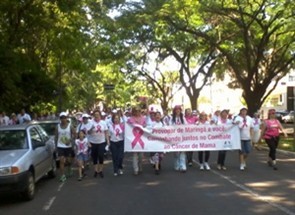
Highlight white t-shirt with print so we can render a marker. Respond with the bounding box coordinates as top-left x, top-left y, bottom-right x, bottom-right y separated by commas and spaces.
109, 123, 124, 142
234, 115, 254, 140
88, 120, 108, 144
